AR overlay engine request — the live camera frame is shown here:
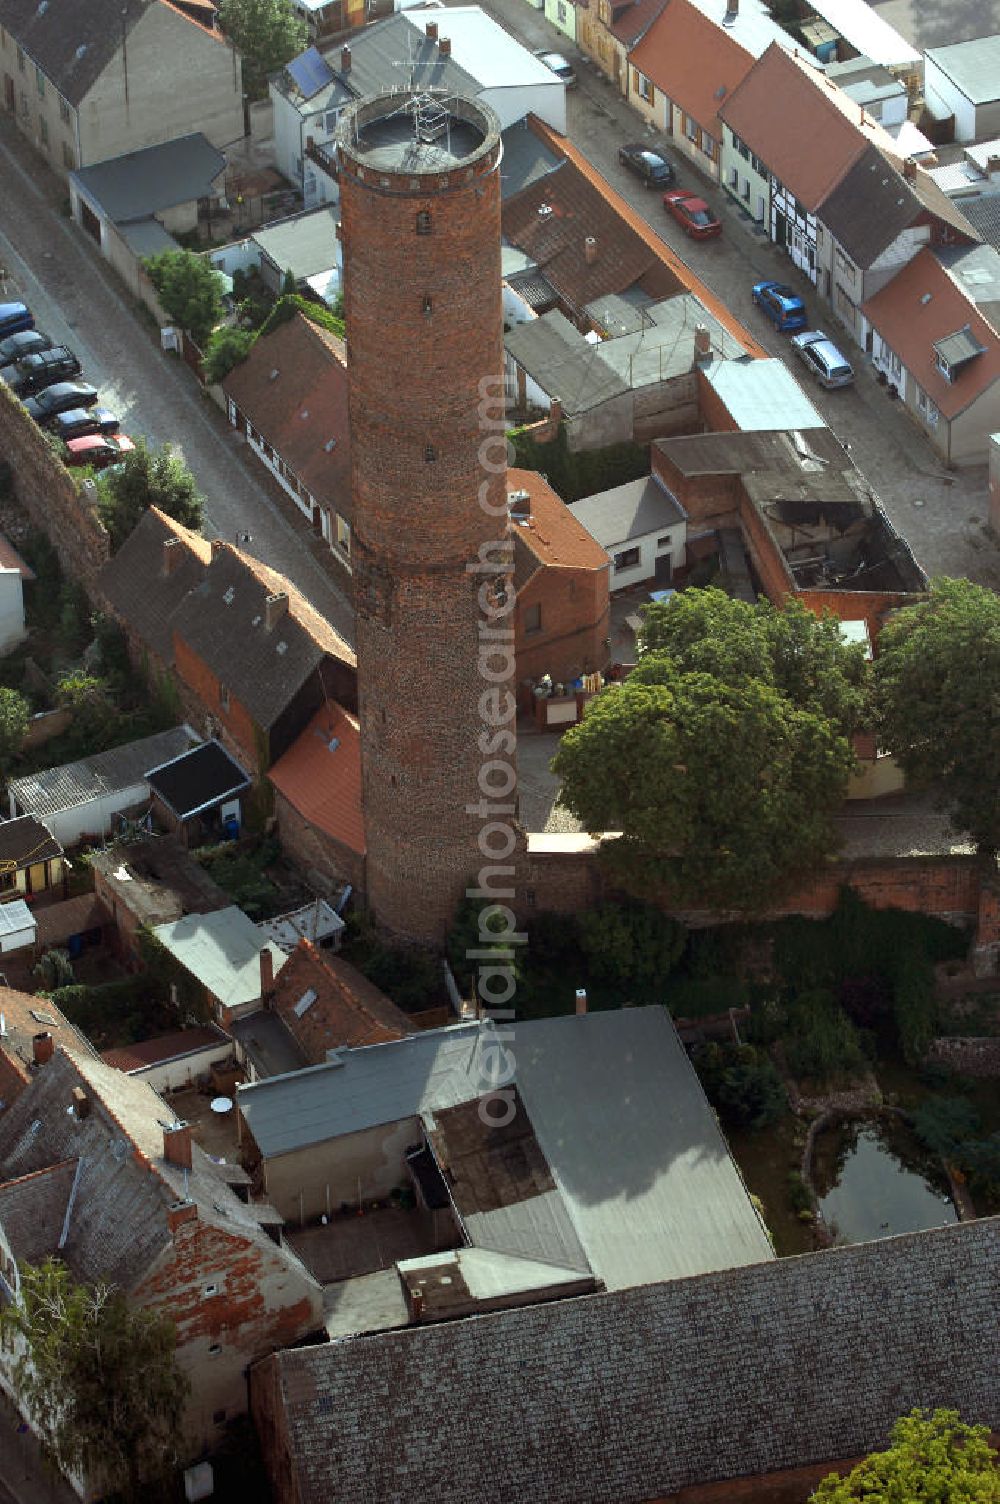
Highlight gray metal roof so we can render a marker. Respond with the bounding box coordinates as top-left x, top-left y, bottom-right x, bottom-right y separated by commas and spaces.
152, 906, 287, 1010
936, 242, 1000, 321
276, 15, 480, 116
70, 133, 226, 224
704, 358, 826, 432
570, 477, 685, 548
259, 1217, 1000, 1504
934, 324, 988, 368
926, 34, 1000, 105
596, 296, 744, 389
8, 727, 195, 822
253, 207, 339, 284
239, 1008, 772, 1292
231, 1010, 308, 1079
499, 120, 563, 201
119, 219, 179, 258
504, 312, 628, 416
